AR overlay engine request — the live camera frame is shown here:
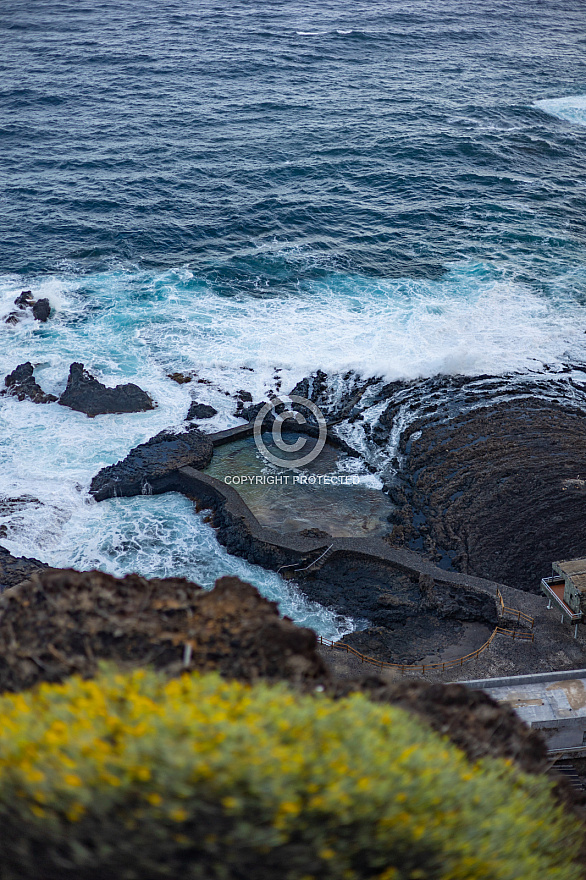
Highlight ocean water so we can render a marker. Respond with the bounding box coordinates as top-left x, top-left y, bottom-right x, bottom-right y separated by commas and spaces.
1, 0, 585, 636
